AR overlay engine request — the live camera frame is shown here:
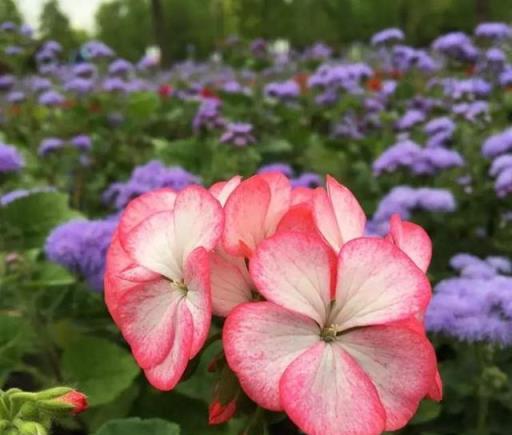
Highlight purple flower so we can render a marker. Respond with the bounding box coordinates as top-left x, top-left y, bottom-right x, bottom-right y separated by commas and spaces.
38, 90, 65, 106
426, 254, 512, 345
264, 80, 300, 101
499, 68, 512, 87
432, 32, 479, 62
0, 21, 17, 32
442, 78, 492, 100
373, 140, 422, 174
102, 160, 200, 209
45, 218, 117, 291
30, 76, 52, 93
193, 99, 224, 131
424, 117, 456, 136
102, 77, 128, 93
41, 41, 62, 55
7, 91, 26, 104
494, 167, 512, 197
0, 143, 24, 173
108, 59, 133, 76
64, 78, 94, 94
395, 109, 426, 130
368, 186, 456, 234
475, 22, 512, 40
371, 28, 404, 46
250, 38, 267, 56
38, 137, 64, 156
303, 42, 332, 61
220, 122, 256, 147
70, 135, 92, 152
291, 172, 322, 188
5, 45, 23, 56
258, 163, 294, 177
485, 48, 506, 66
482, 128, 512, 158
72, 63, 97, 78
489, 154, 512, 177
452, 101, 489, 122
0, 75, 15, 91
81, 41, 114, 59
